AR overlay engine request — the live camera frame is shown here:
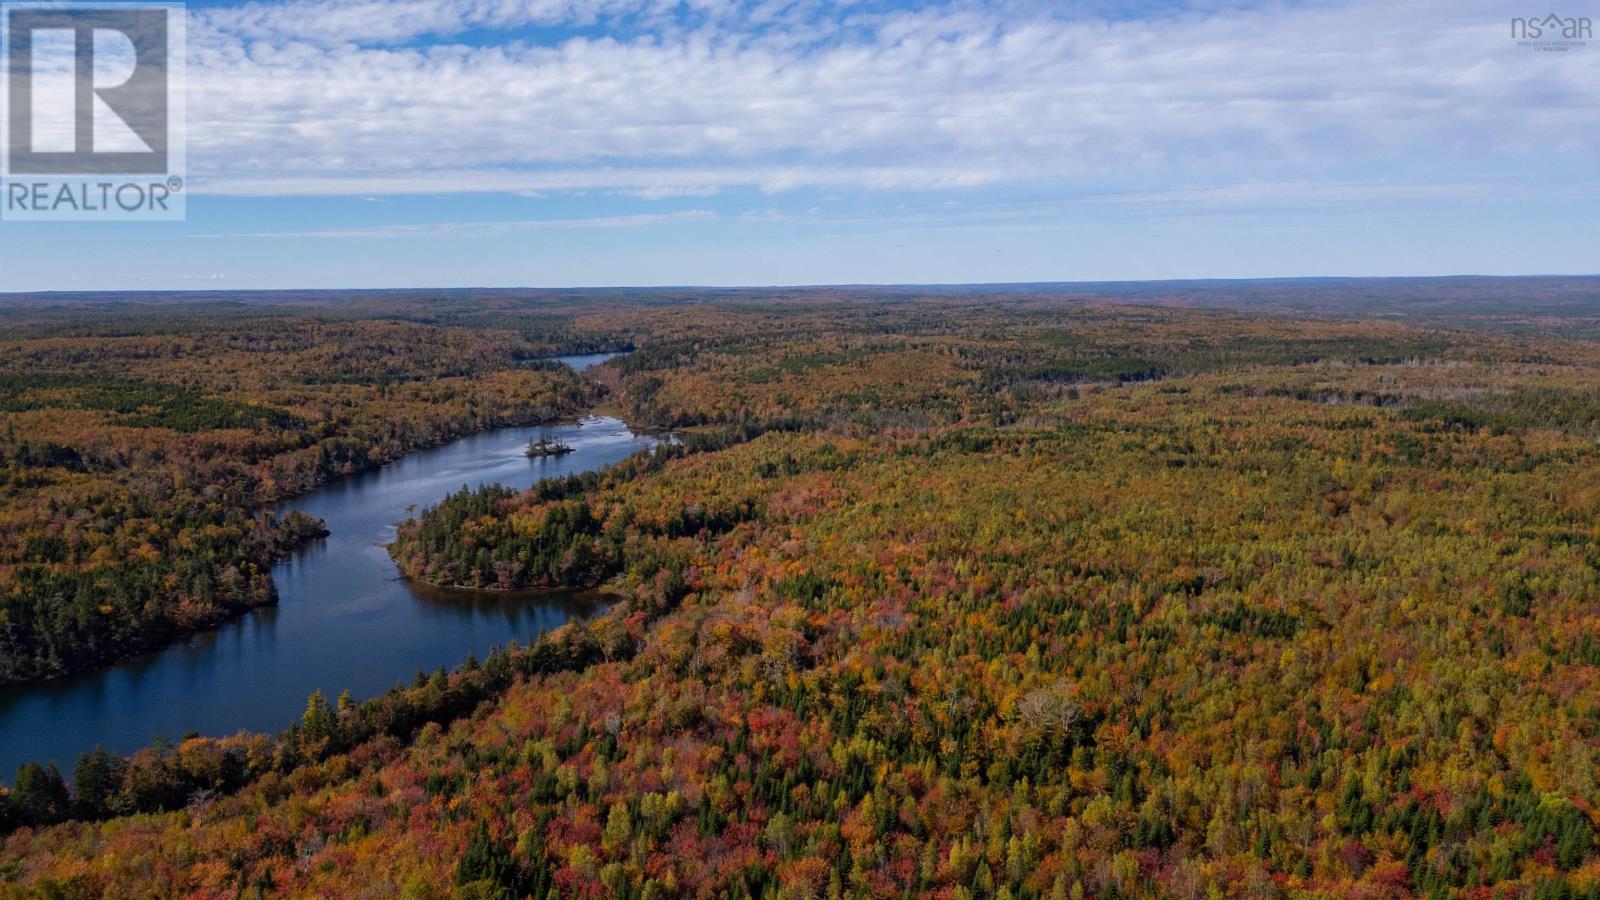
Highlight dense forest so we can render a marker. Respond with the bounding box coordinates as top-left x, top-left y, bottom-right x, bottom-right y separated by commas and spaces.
4, 285, 1600, 897
0, 310, 600, 682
